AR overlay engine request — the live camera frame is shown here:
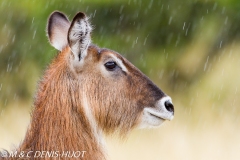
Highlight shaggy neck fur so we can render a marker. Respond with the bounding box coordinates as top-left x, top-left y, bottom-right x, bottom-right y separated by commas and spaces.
16, 48, 105, 160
